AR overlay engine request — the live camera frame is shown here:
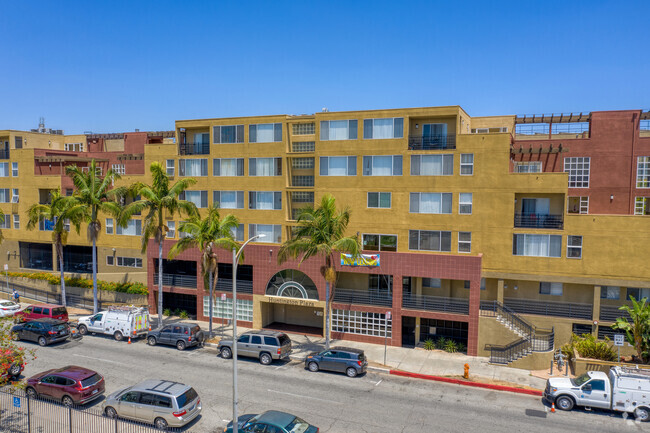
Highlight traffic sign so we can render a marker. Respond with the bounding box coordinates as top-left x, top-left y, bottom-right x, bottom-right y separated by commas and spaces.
221, 293, 227, 301
3, 264, 7, 271
386, 311, 392, 320
614, 334, 625, 346
13, 397, 20, 408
